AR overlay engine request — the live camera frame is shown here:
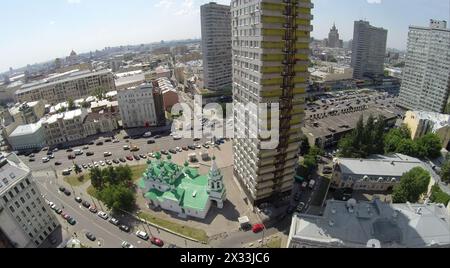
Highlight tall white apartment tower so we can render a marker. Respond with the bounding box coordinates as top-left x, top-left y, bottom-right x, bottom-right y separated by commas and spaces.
201, 2, 233, 91
232, 0, 313, 206
398, 20, 450, 113
0, 153, 60, 248
351, 20, 388, 79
